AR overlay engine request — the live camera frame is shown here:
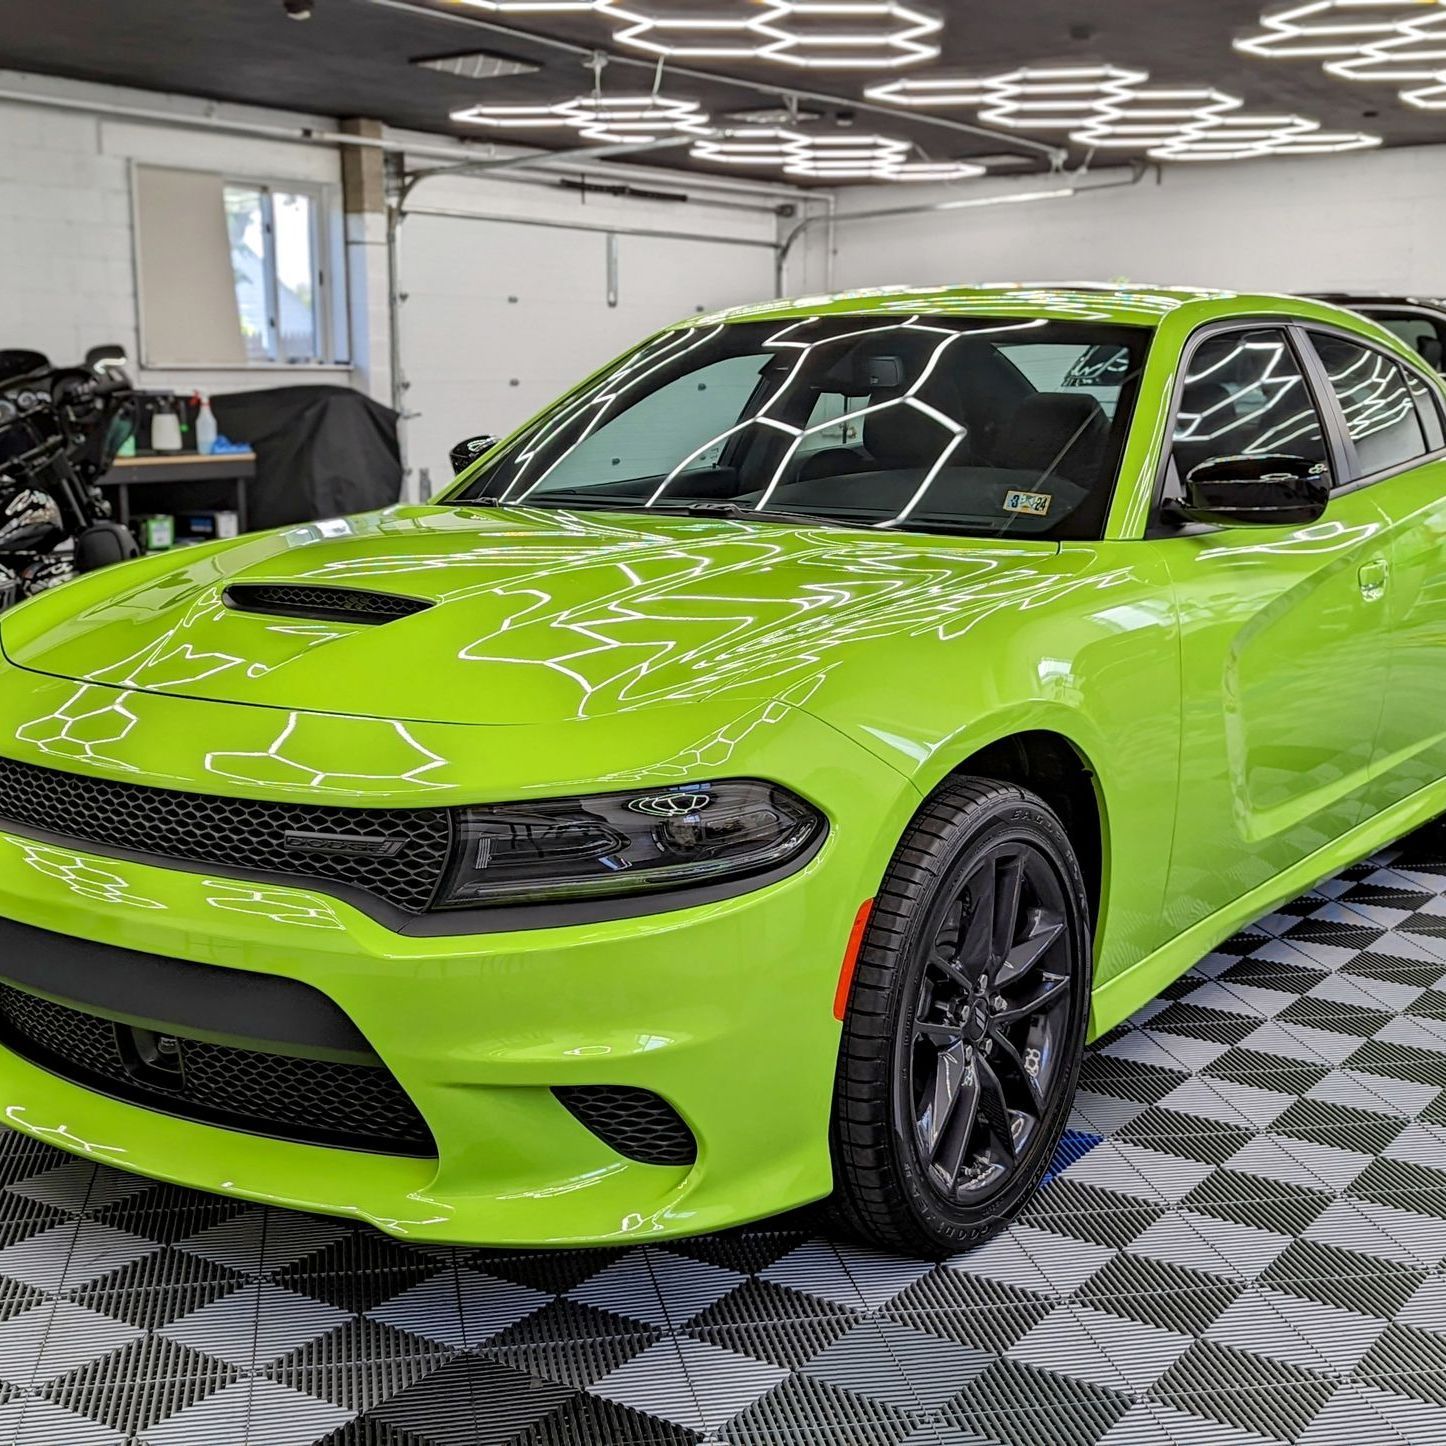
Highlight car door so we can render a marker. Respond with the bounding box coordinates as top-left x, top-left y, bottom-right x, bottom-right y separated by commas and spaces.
1305, 328, 1446, 813
1150, 323, 1395, 934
